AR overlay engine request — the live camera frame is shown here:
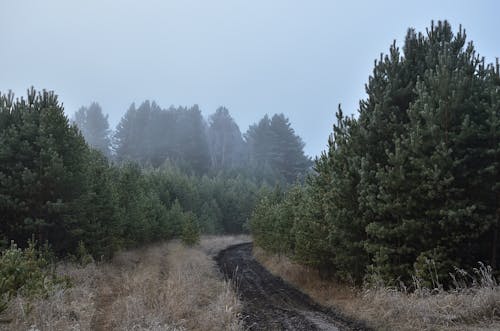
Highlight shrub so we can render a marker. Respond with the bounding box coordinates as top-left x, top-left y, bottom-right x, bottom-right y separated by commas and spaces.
0, 240, 59, 314
181, 212, 200, 246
